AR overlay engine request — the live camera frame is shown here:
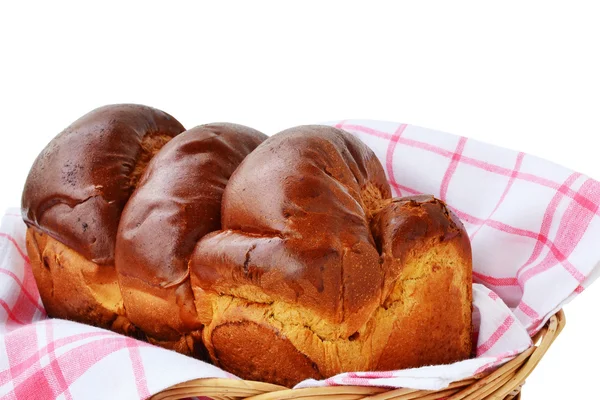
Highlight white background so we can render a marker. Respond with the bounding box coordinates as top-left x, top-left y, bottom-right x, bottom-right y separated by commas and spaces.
1, 1, 599, 398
